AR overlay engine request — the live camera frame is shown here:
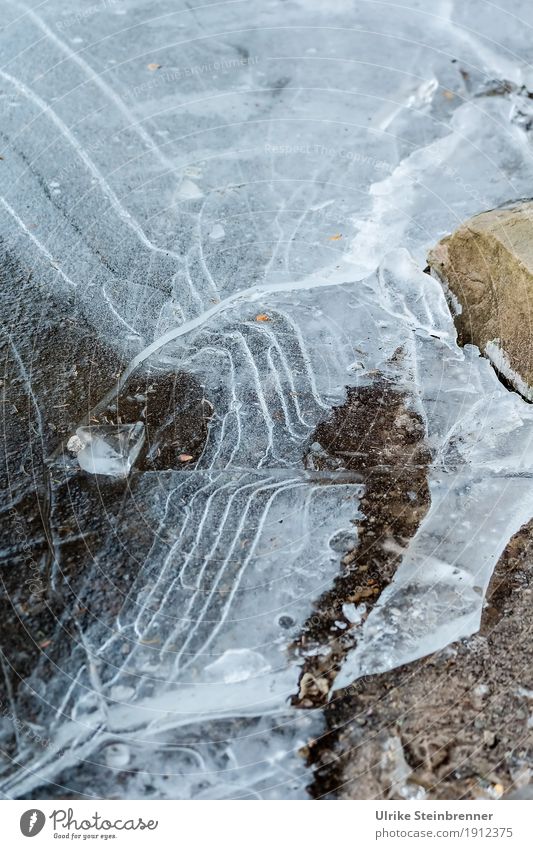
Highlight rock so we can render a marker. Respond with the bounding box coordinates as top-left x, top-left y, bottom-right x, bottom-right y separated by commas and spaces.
298, 672, 330, 700
427, 202, 533, 399
483, 729, 496, 747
